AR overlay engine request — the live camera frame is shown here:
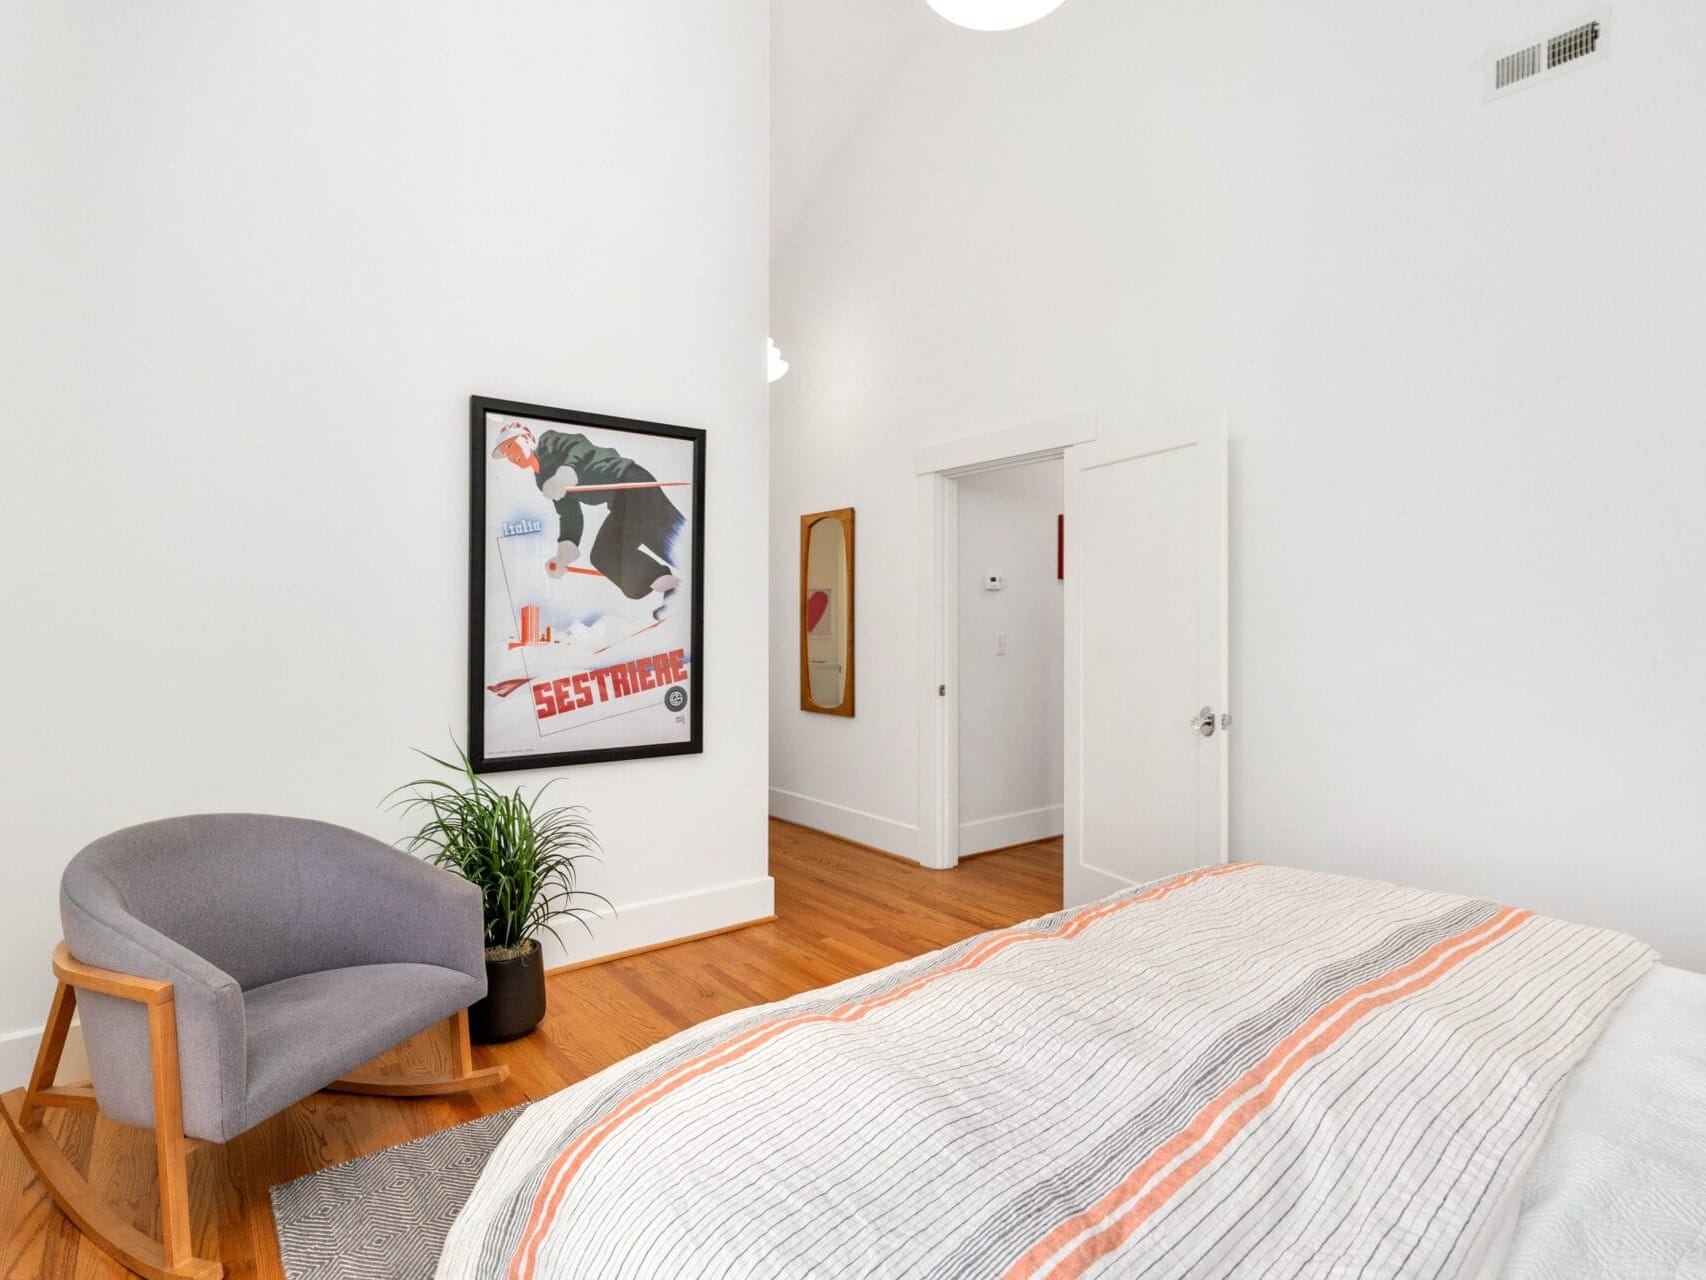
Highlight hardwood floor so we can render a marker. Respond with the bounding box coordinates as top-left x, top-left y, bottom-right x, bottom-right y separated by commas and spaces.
0, 820, 1062, 1279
